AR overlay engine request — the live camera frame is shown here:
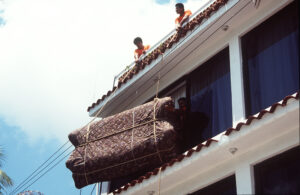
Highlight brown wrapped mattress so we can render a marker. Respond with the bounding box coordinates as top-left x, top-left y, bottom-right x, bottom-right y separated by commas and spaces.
66, 97, 181, 189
